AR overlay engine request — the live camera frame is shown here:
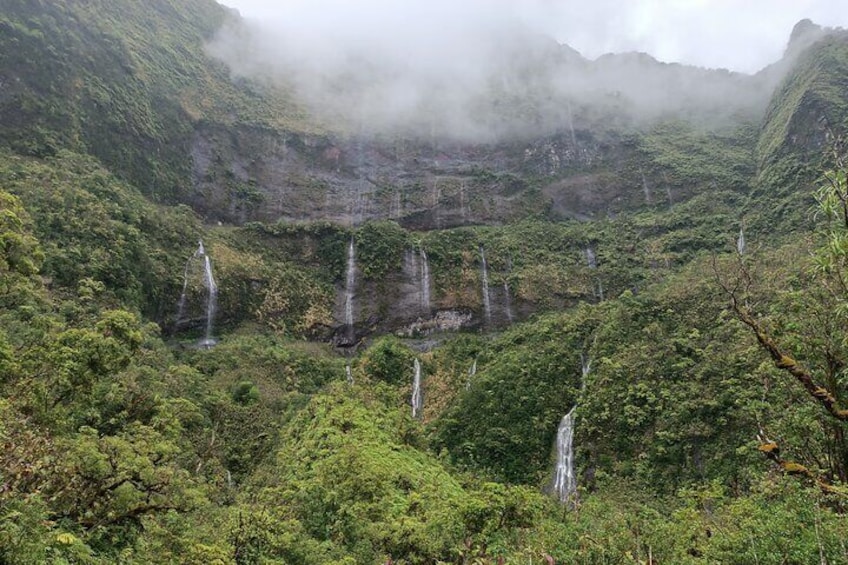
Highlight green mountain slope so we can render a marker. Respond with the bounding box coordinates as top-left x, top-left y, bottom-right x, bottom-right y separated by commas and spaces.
0, 0, 317, 202
4, 1, 848, 563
